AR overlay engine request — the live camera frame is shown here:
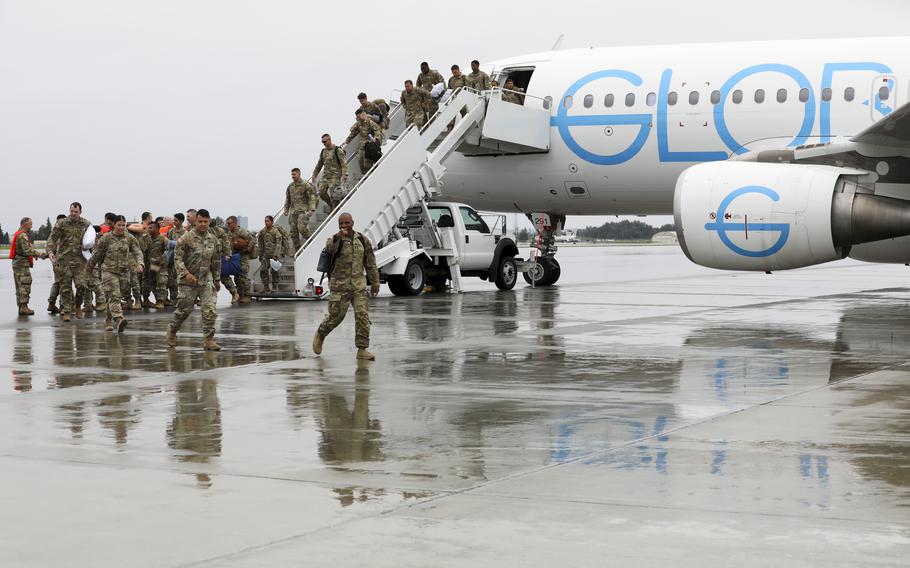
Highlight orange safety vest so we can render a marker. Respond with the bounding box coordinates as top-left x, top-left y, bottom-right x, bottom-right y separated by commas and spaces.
9, 229, 34, 267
